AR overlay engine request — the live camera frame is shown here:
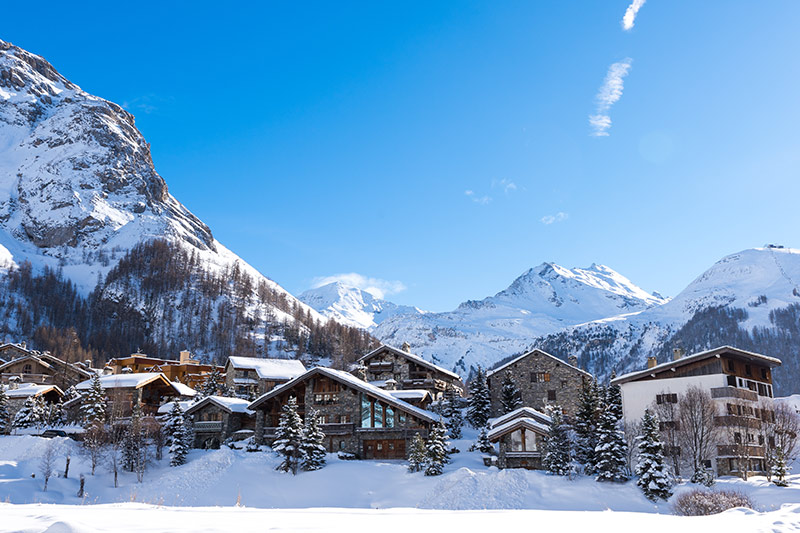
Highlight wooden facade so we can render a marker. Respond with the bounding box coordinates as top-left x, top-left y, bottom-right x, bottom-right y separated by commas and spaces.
0, 347, 94, 390
107, 352, 221, 390
185, 396, 255, 449
357, 344, 464, 399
